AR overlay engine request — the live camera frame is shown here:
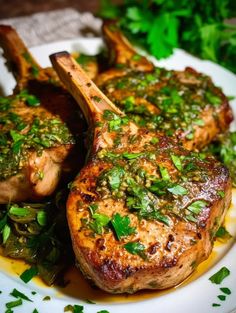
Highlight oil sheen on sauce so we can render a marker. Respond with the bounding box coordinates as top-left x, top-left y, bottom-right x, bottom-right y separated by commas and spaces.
0, 189, 235, 304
